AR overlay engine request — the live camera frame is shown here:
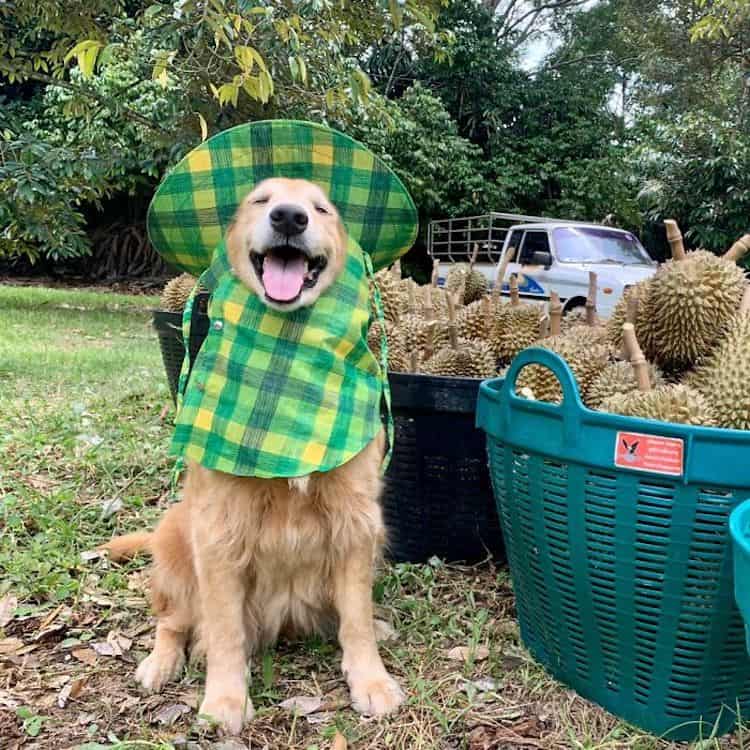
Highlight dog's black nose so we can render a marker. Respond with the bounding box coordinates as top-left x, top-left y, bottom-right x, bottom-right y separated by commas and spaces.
270, 204, 308, 236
